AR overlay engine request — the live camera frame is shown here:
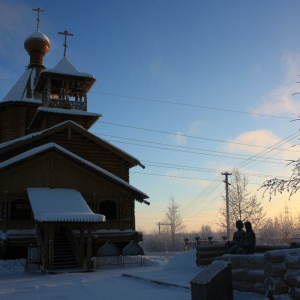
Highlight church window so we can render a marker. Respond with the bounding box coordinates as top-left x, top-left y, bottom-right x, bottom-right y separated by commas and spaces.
98, 200, 117, 220
10, 199, 32, 220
